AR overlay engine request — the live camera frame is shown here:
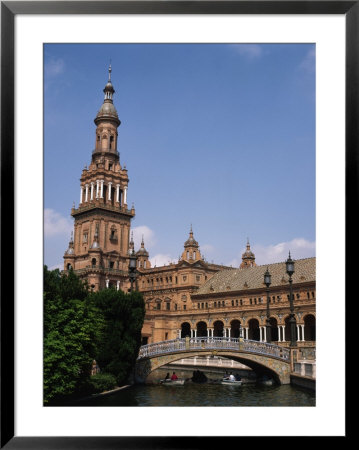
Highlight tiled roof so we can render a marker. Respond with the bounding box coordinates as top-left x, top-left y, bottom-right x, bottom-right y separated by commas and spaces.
194, 257, 316, 296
